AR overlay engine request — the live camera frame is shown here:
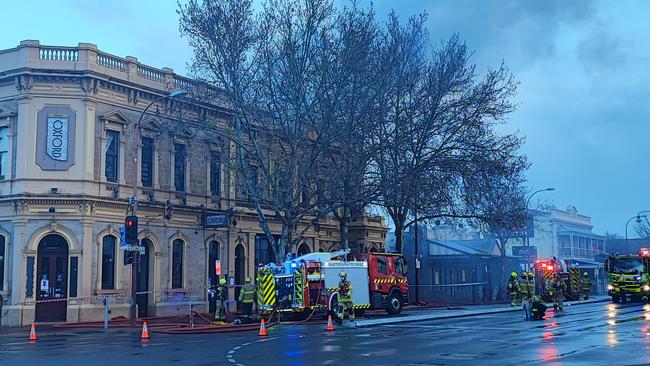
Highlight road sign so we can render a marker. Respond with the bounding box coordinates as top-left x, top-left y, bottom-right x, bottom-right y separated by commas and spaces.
512, 246, 537, 261
119, 225, 127, 249
125, 245, 145, 255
